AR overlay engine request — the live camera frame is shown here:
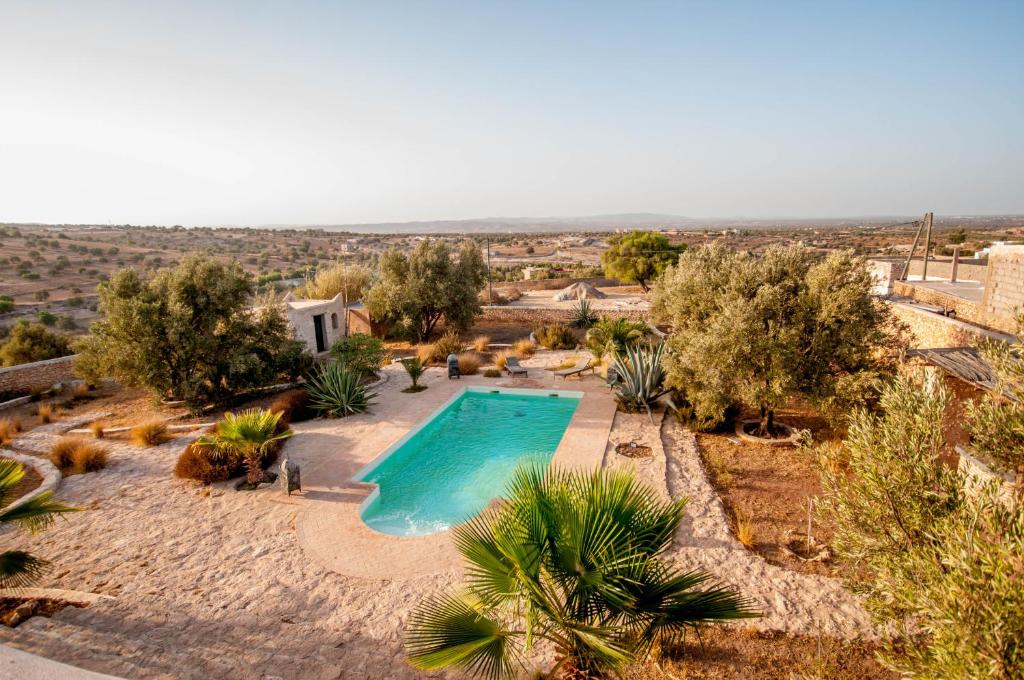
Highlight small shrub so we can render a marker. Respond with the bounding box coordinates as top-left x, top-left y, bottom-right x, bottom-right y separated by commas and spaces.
304, 362, 373, 417
130, 419, 171, 447
533, 323, 576, 350
483, 368, 501, 378
512, 339, 537, 357
569, 300, 598, 328
71, 383, 90, 400
49, 438, 82, 471
330, 333, 387, 377
456, 353, 480, 375
472, 335, 490, 353
89, 421, 105, 439
72, 442, 109, 472
175, 434, 238, 484
269, 389, 313, 424
401, 357, 427, 391
503, 287, 522, 302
